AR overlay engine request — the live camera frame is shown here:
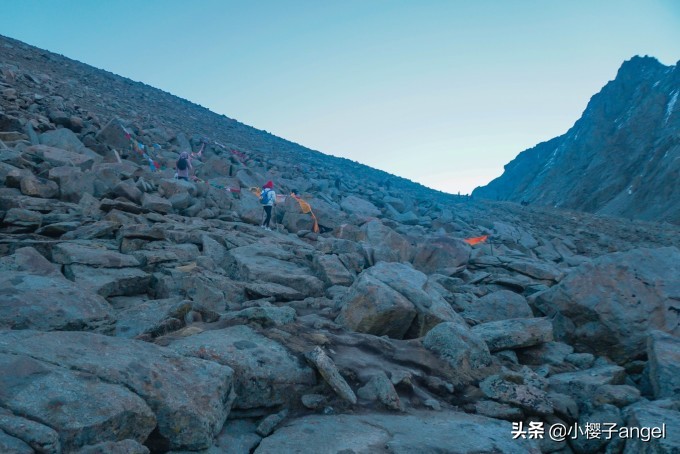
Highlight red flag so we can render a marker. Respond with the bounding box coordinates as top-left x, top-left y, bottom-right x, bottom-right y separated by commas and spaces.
464, 235, 488, 245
